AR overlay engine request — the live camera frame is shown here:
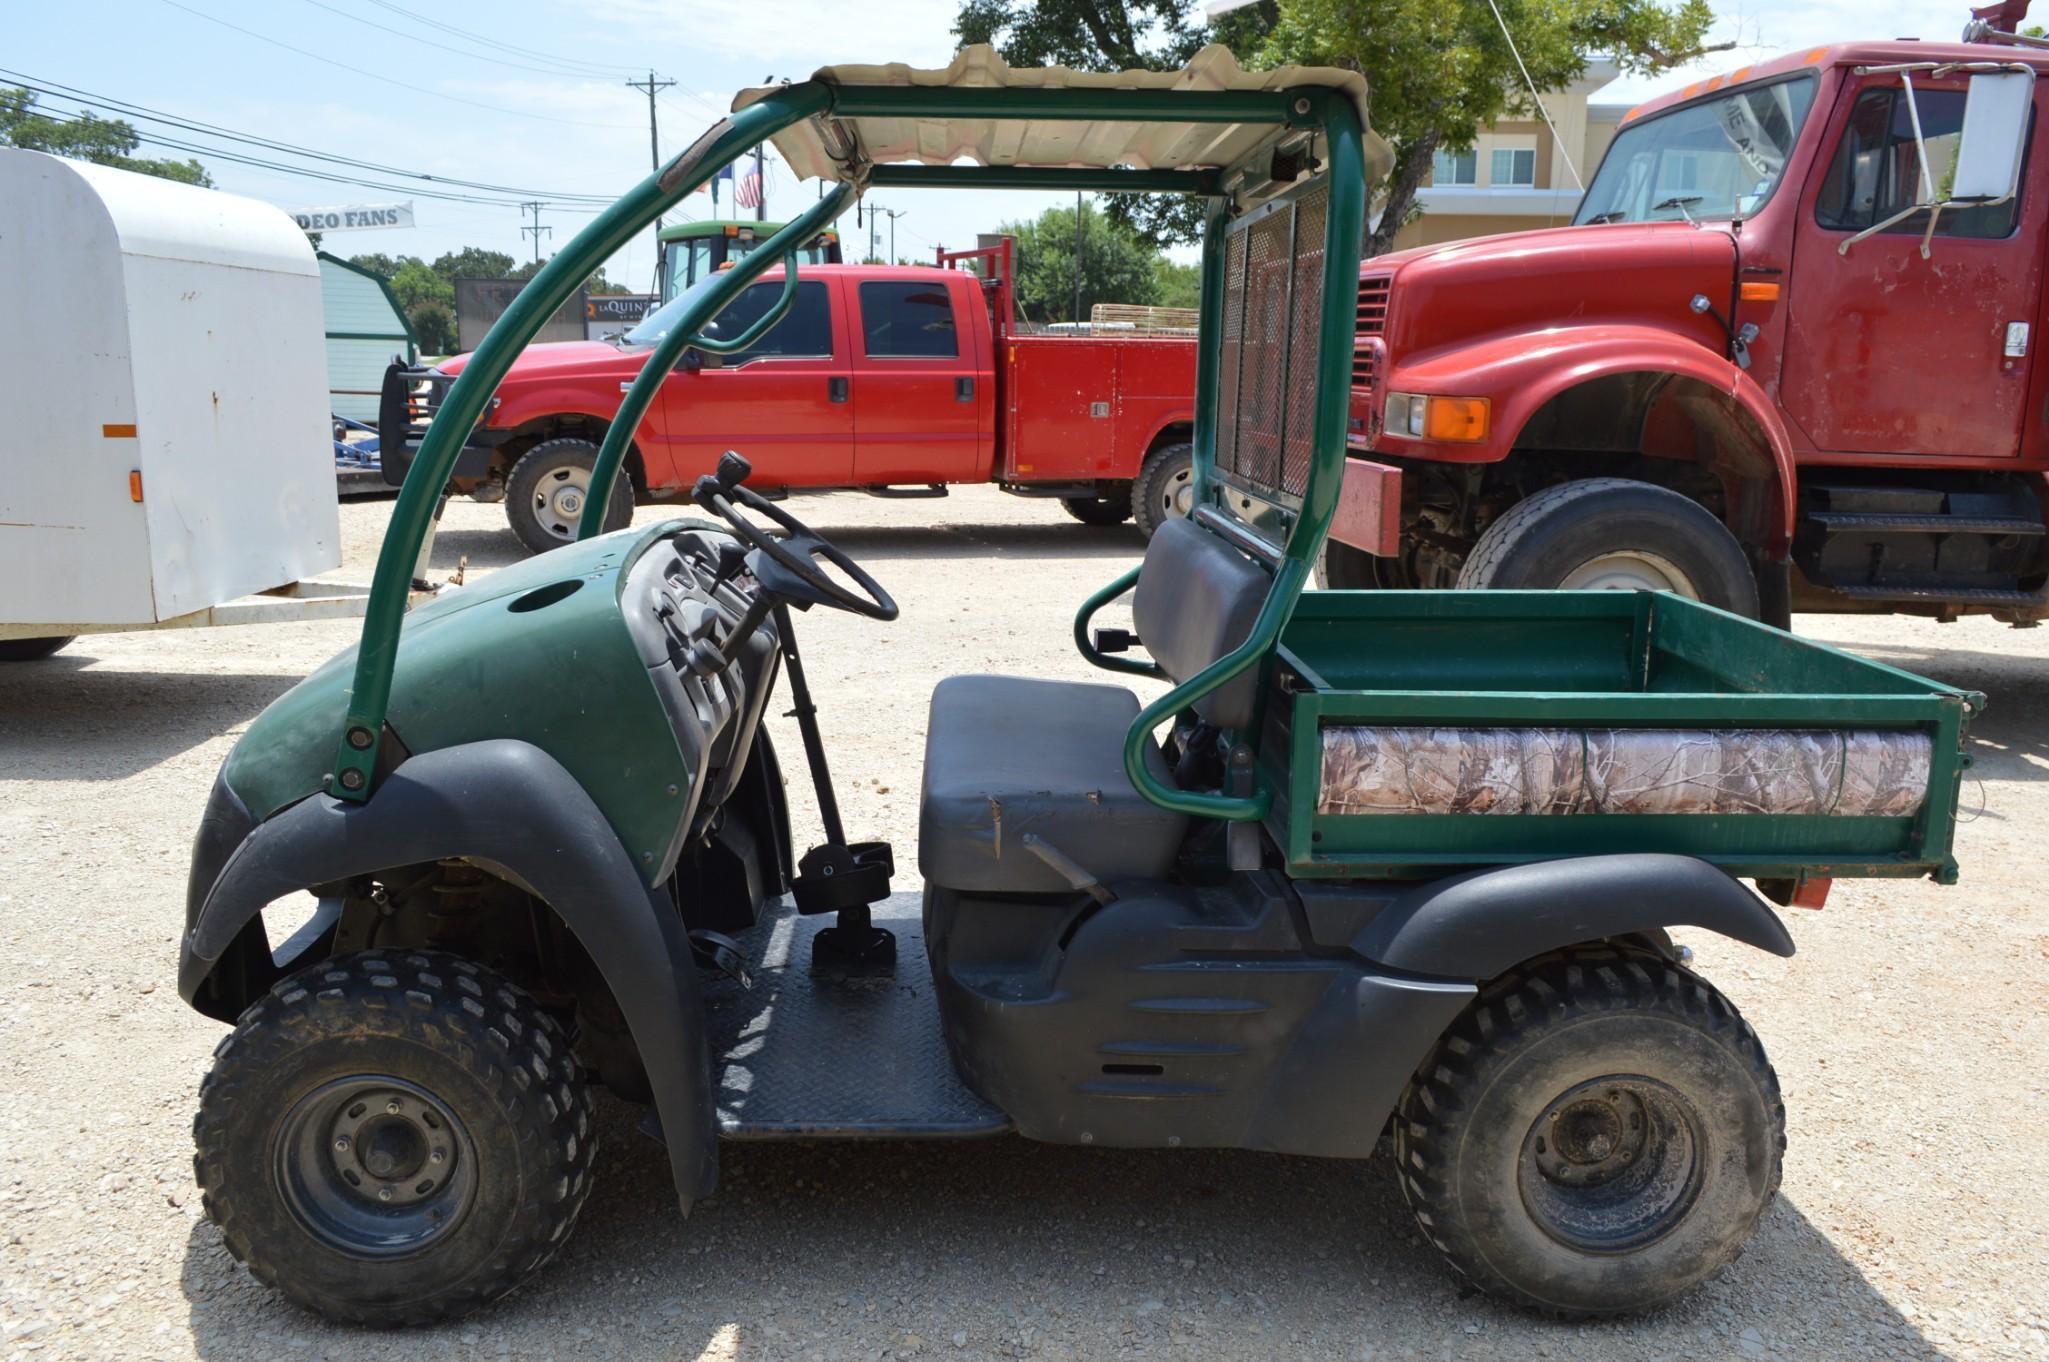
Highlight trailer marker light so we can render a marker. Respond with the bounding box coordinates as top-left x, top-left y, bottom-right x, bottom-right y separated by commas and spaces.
1740, 282, 1781, 302
129, 470, 144, 502
1424, 397, 1490, 443
103, 423, 137, 438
